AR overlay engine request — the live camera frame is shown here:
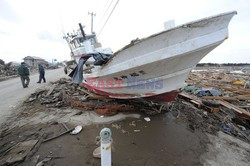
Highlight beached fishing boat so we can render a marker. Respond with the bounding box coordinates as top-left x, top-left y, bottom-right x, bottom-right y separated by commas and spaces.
64, 11, 237, 101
